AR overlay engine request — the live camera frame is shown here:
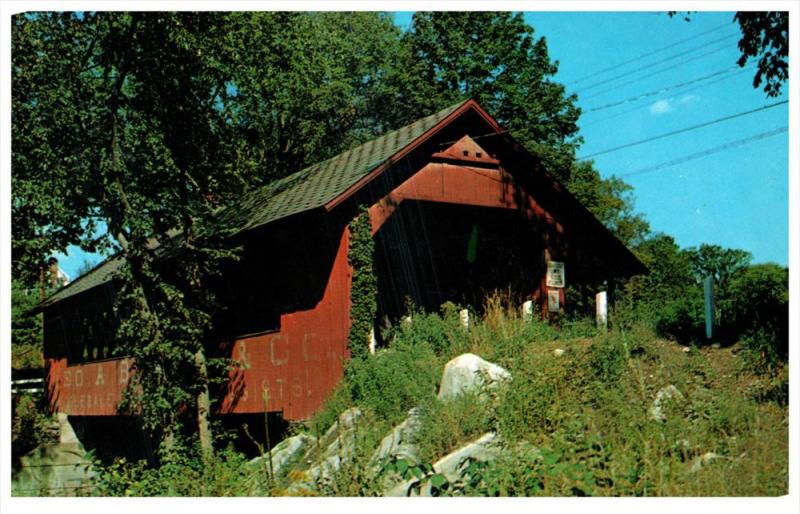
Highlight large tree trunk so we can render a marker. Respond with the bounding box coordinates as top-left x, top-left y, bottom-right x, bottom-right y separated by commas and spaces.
195, 348, 214, 458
